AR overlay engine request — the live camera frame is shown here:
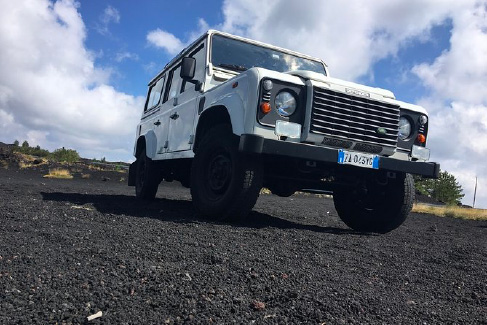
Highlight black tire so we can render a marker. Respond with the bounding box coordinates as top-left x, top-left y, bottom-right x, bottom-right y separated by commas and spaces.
190, 125, 263, 221
333, 173, 414, 233
135, 148, 160, 200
